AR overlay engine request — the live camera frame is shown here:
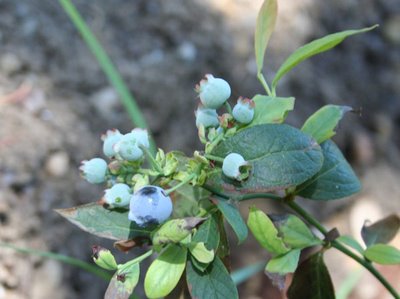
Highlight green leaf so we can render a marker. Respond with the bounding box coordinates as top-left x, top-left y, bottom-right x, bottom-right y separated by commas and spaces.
266, 249, 301, 275
187, 256, 239, 299
152, 217, 205, 246
207, 124, 323, 197
364, 244, 400, 265
361, 214, 400, 247
189, 254, 209, 273
301, 105, 352, 144
247, 95, 295, 127
144, 244, 187, 298
56, 203, 152, 241
254, 0, 278, 74
247, 207, 289, 255
287, 252, 335, 299
272, 25, 378, 89
105, 263, 140, 299
296, 140, 361, 200
215, 198, 248, 244
277, 215, 322, 249
188, 242, 215, 264
192, 216, 220, 252
172, 185, 211, 218
337, 235, 365, 254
